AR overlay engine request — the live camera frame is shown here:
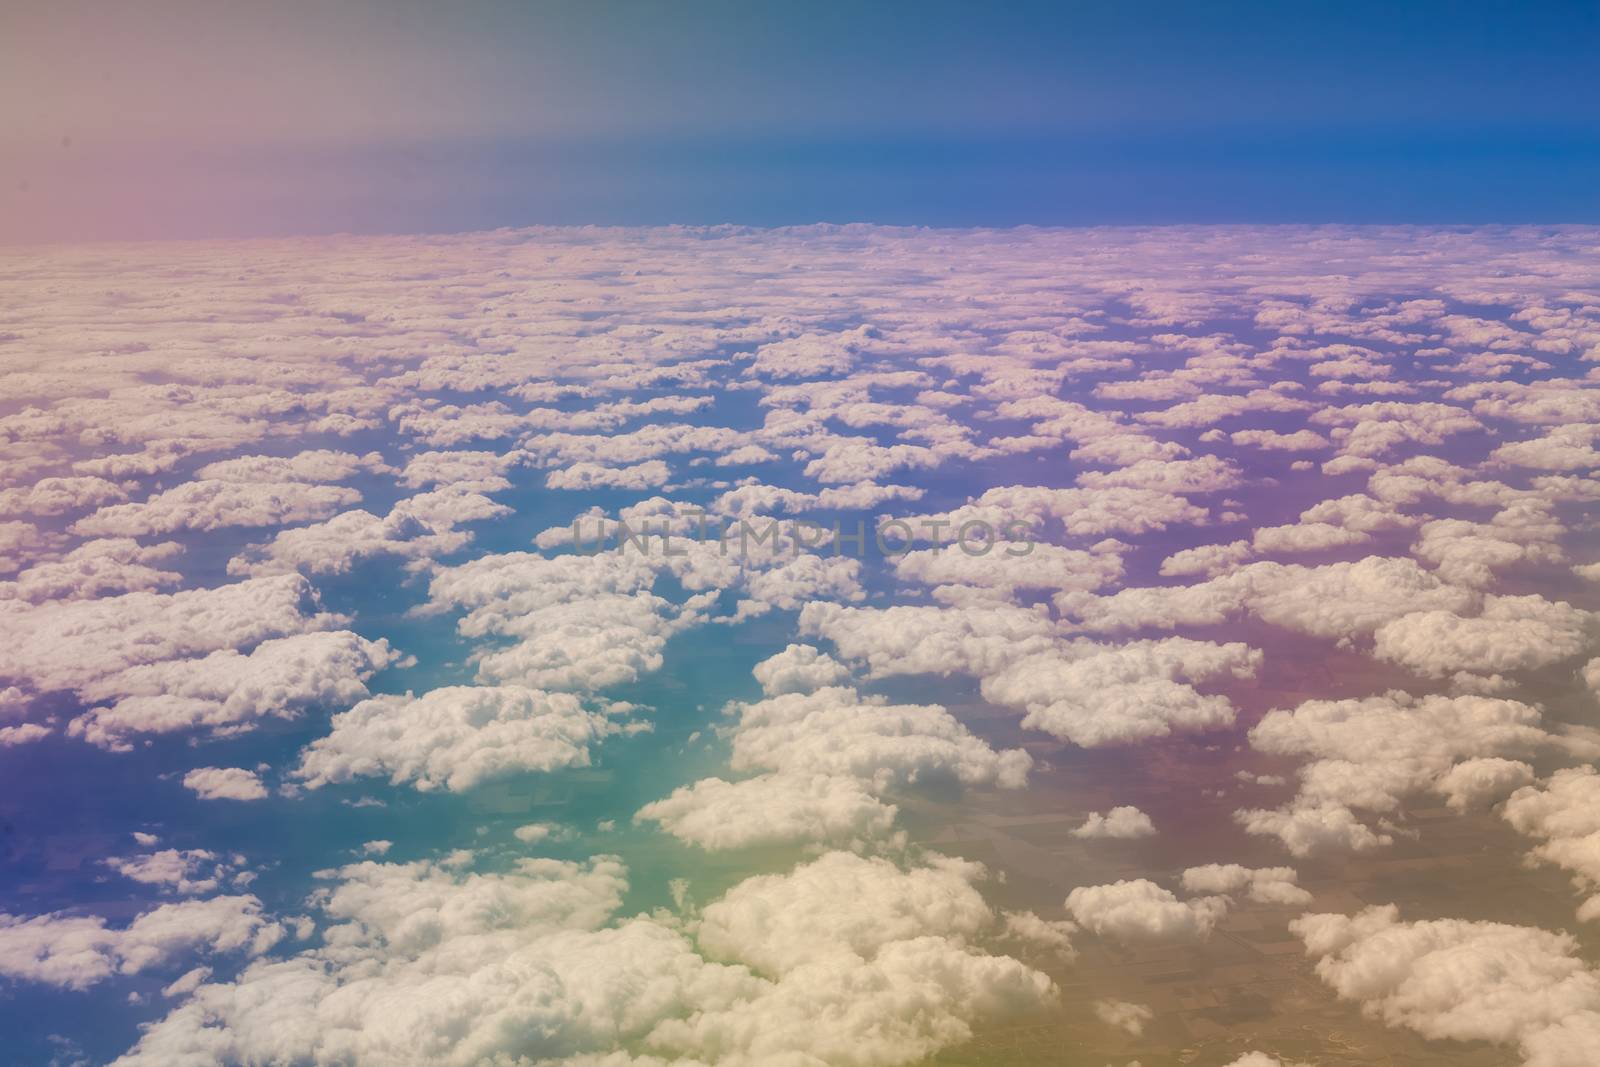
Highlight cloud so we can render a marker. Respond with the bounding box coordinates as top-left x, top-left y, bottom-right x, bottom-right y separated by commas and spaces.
750, 644, 851, 695
1292, 904, 1600, 1065
9, 222, 1600, 1066
893, 541, 1124, 599
71, 631, 402, 750
697, 851, 996, 974
0, 538, 183, 603
1065, 879, 1227, 943
1503, 767, 1600, 921
72, 479, 362, 538
0, 476, 127, 518
104, 849, 243, 896
193, 449, 392, 484
0, 896, 283, 991
1488, 424, 1600, 471
982, 638, 1261, 747
113, 851, 1054, 1067
546, 460, 673, 491
1237, 692, 1557, 856
726, 685, 1032, 791
1092, 998, 1153, 1035
1058, 556, 1477, 639
636, 773, 898, 850
1180, 864, 1310, 906
1159, 539, 1252, 578
1372, 595, 1592, 677
294, 686, 627, 793
1433, 757, 1535, 812
1071, 806, 1156, 840
0, 574, 343, 696
896, 485, 1208, 539
228, 487, 511, 577
183, 767, 269, 802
